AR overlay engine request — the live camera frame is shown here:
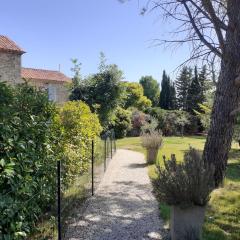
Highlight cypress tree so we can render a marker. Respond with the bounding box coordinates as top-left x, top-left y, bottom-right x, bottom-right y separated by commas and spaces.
159, 71, 171, 109
169, 82, 177, 110
187, 66, 202, 113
